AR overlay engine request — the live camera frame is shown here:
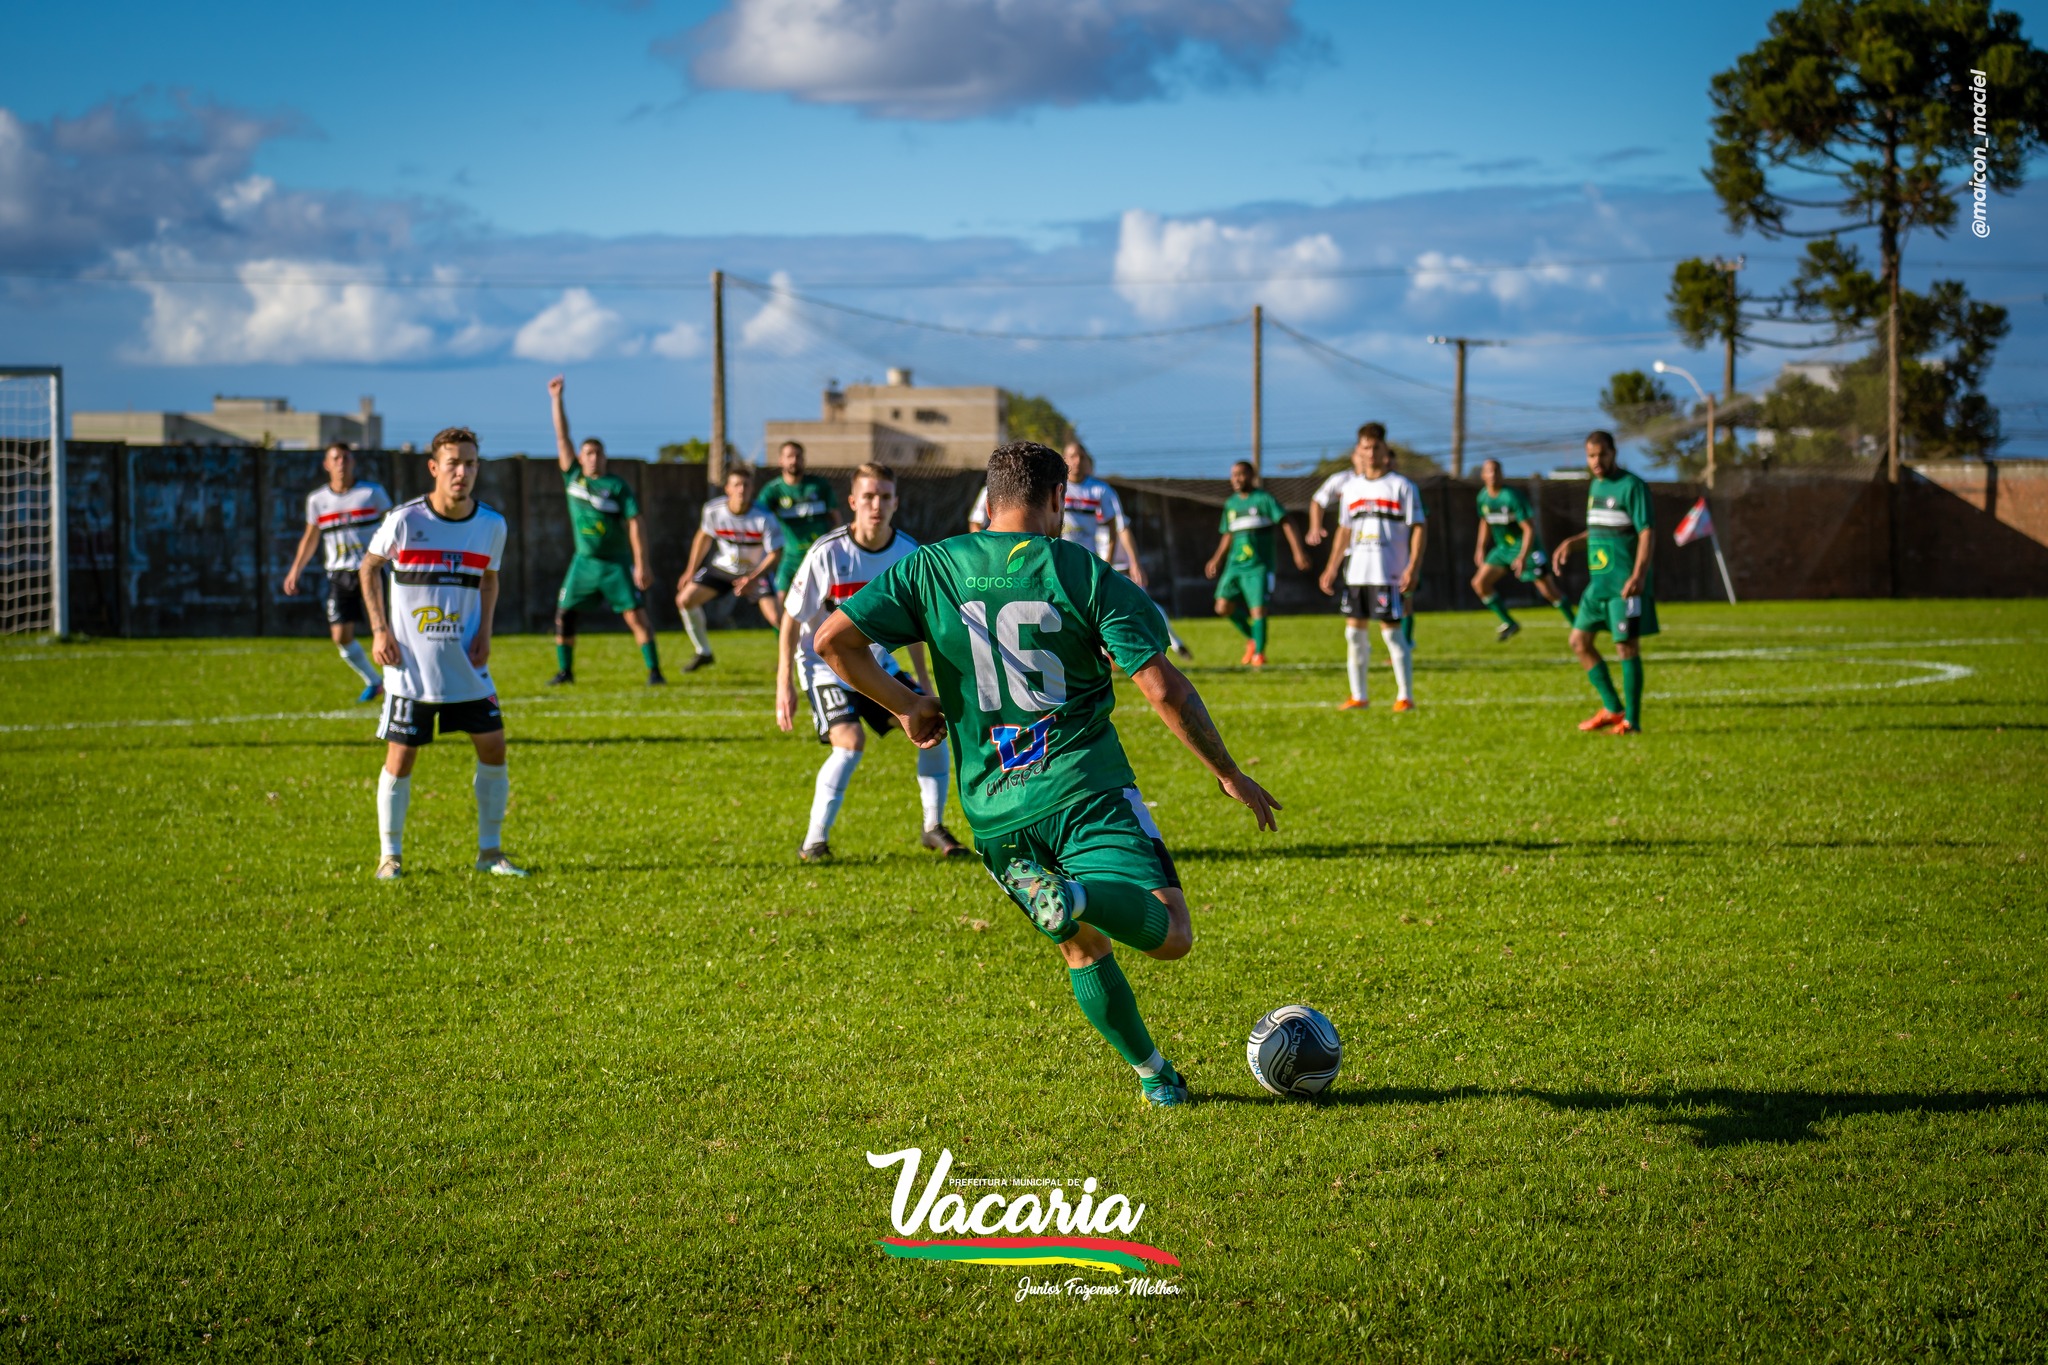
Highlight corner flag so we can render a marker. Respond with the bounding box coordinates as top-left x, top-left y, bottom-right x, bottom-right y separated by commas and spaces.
1673, 498, 1714, 546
